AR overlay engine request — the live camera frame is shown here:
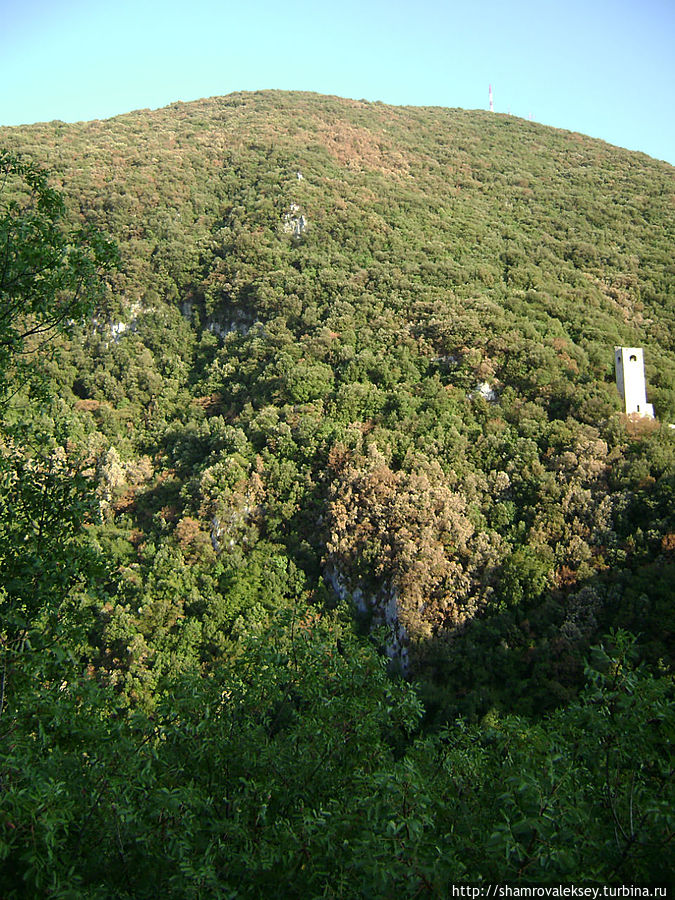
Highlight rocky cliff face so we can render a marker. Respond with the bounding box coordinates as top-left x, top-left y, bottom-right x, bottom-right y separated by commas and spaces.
325, 564, 410, 673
